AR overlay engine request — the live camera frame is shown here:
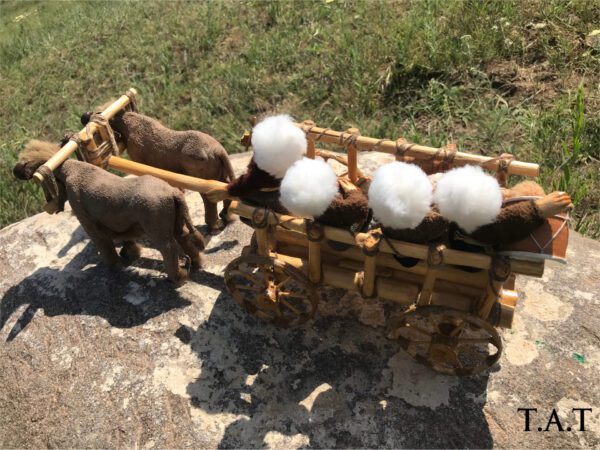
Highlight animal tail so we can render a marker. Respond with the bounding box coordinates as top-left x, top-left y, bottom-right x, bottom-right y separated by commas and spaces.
220, 149, 236, 183
174, 194, 206, 250
218, 149, 236, 223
